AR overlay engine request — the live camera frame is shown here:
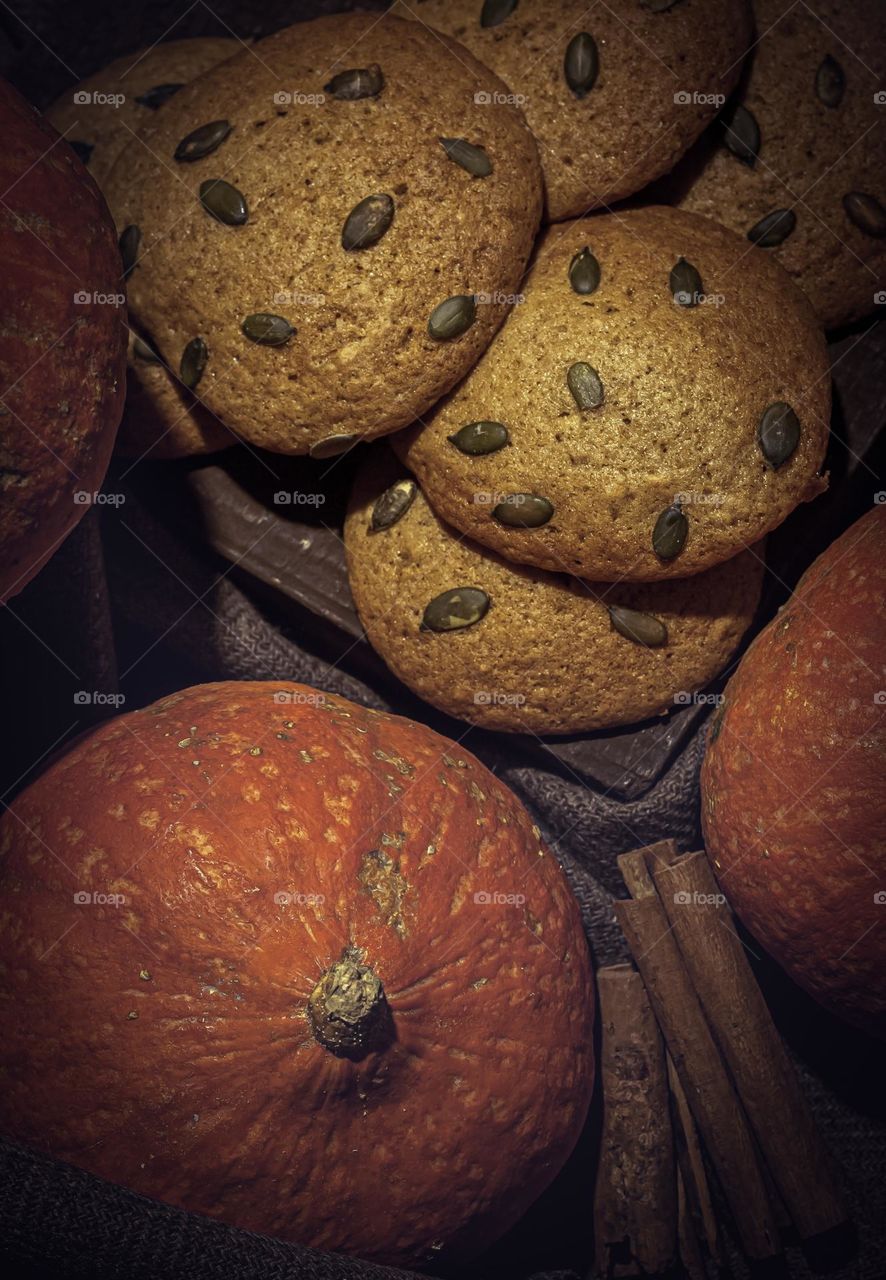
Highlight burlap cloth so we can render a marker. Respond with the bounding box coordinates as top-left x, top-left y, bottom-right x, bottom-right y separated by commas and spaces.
2, 1, 885, 1276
